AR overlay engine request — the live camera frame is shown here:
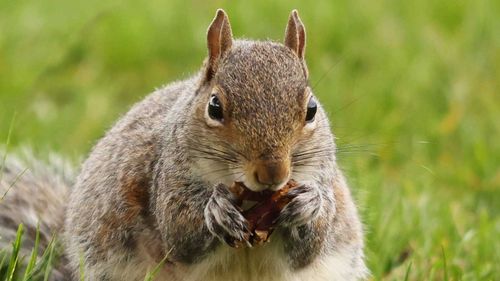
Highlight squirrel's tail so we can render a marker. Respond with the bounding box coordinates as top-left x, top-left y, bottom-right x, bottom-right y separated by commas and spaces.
0, 148, 75, 280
